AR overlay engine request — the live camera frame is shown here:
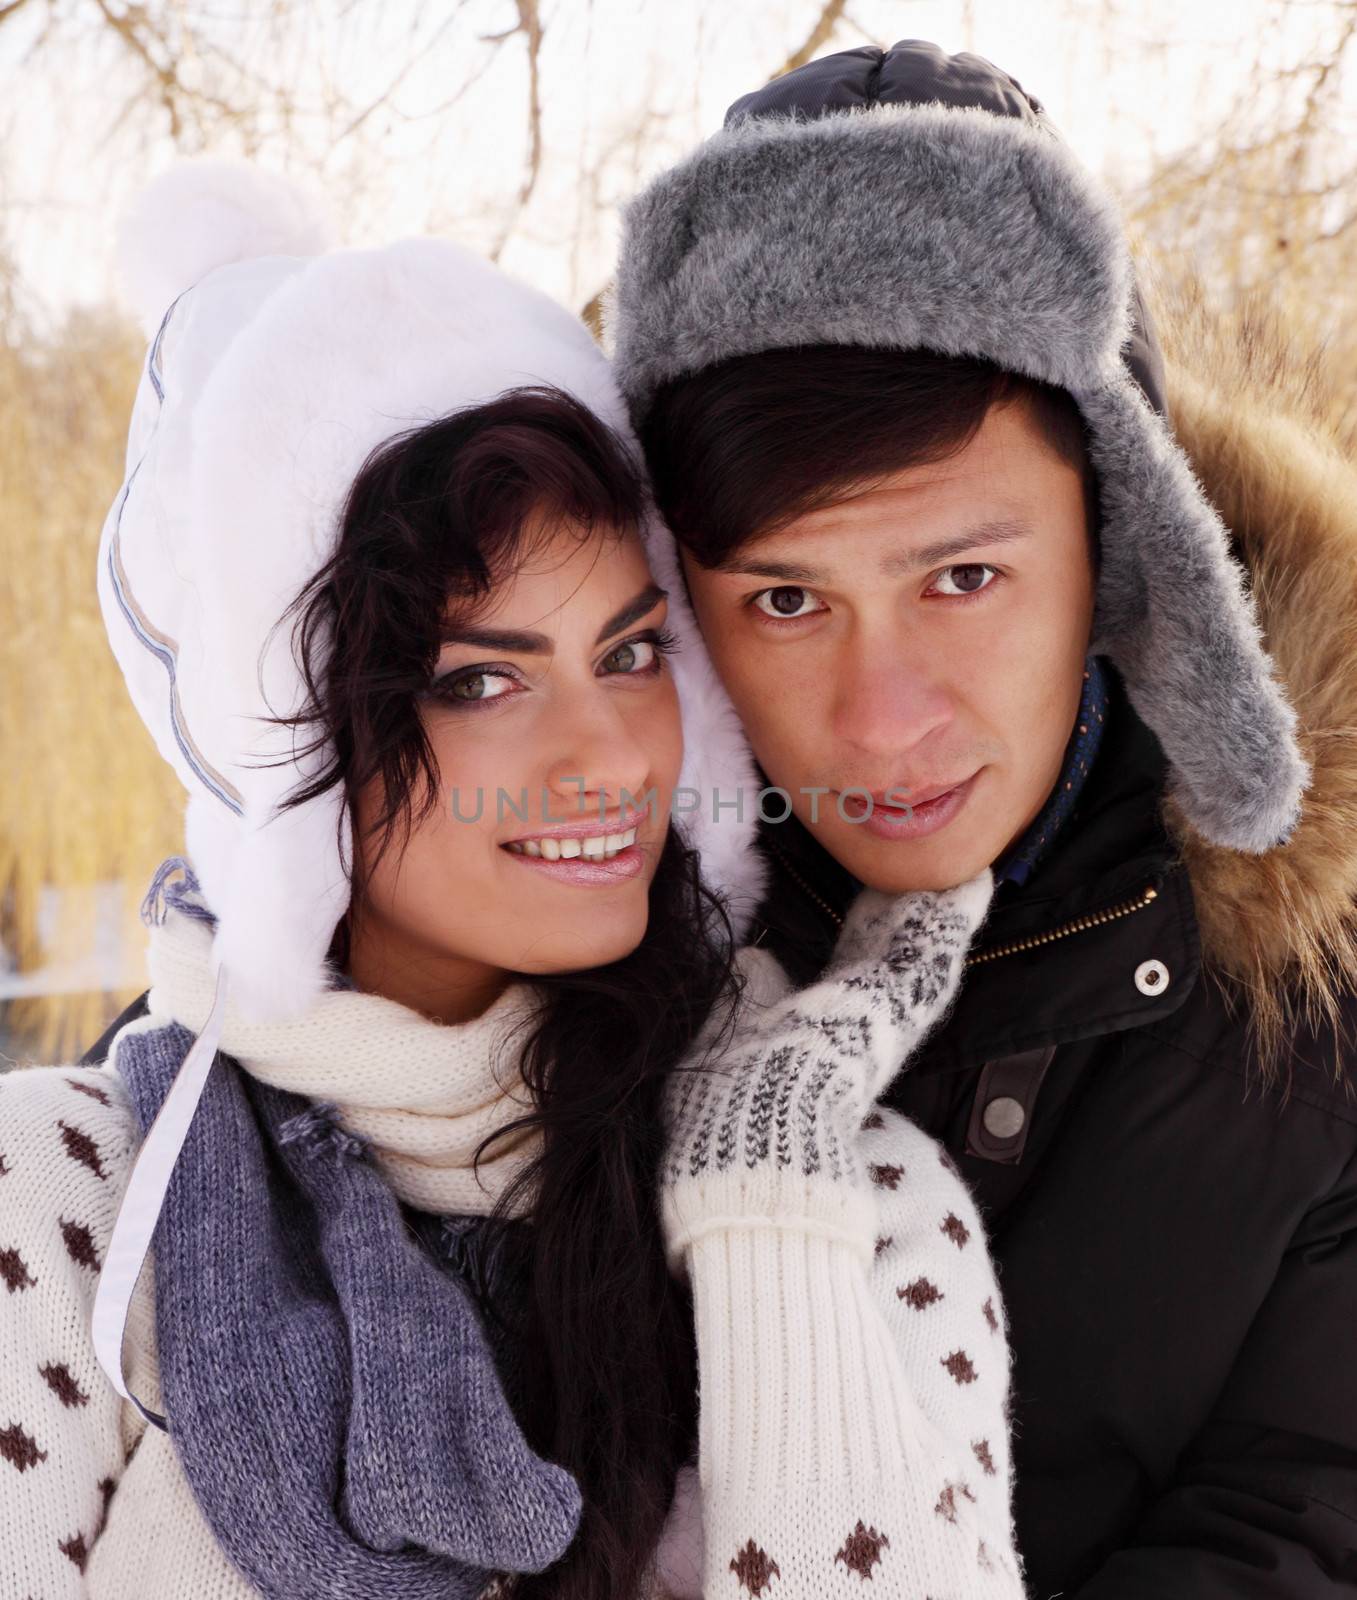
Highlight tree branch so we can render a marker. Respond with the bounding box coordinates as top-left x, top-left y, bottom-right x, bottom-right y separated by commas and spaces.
768, 0, 849, 81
